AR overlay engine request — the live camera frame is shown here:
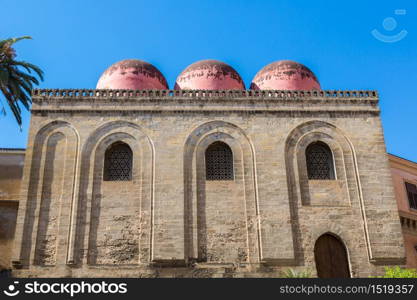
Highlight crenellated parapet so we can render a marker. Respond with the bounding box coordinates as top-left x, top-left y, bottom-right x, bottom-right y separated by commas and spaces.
32, 89, 378, 100
30, 89, 380, 116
